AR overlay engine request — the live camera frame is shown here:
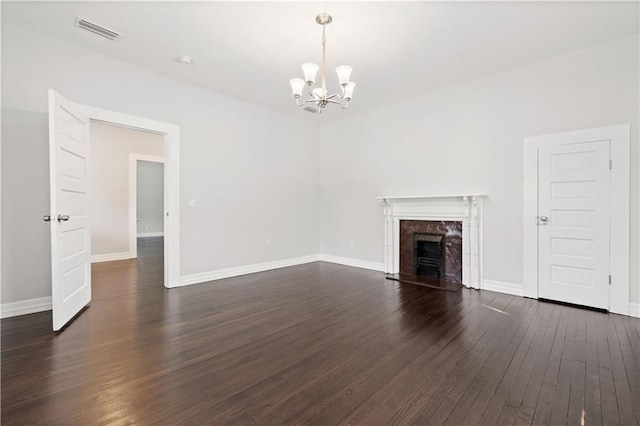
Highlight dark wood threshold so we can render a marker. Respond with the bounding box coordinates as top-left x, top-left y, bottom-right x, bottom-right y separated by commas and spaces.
538, 298, 608, 313
386, 273, 463, 292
